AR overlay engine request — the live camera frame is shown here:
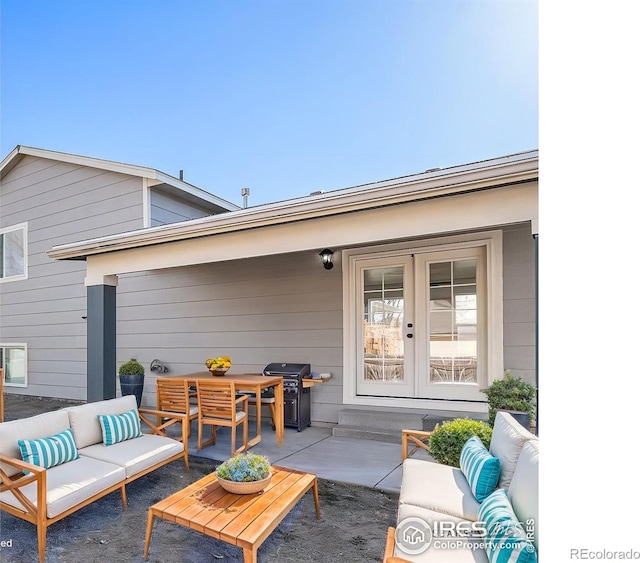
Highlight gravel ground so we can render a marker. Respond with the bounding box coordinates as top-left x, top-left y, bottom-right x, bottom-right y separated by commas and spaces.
0, 395, 399, 562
